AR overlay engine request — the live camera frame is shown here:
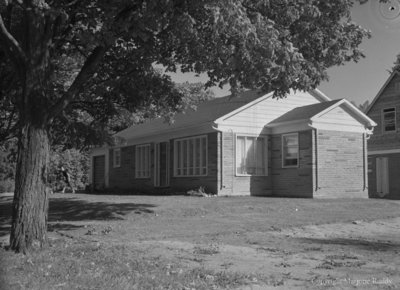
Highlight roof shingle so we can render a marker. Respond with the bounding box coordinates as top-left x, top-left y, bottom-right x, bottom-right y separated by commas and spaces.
268, 99, 343, 125
116, 90, 266, 139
